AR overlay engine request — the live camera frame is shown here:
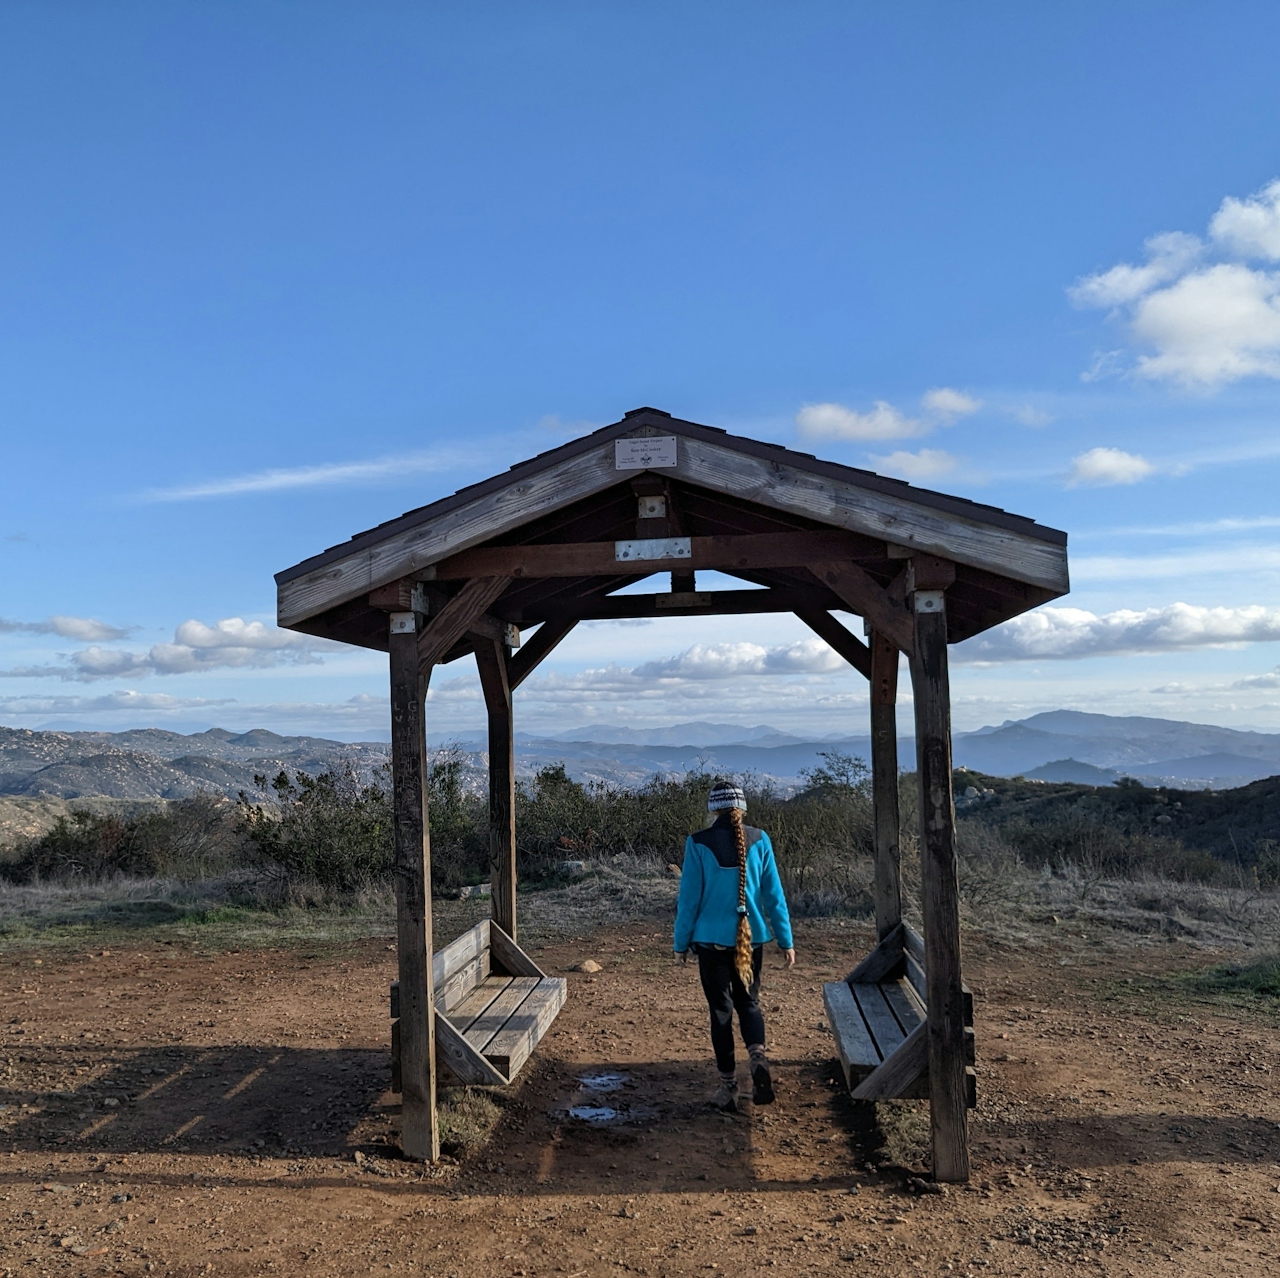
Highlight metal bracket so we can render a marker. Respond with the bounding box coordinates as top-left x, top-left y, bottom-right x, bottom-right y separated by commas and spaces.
389, 612, 416, 635
913, 590, 945, 614
615, 536, 691, 563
